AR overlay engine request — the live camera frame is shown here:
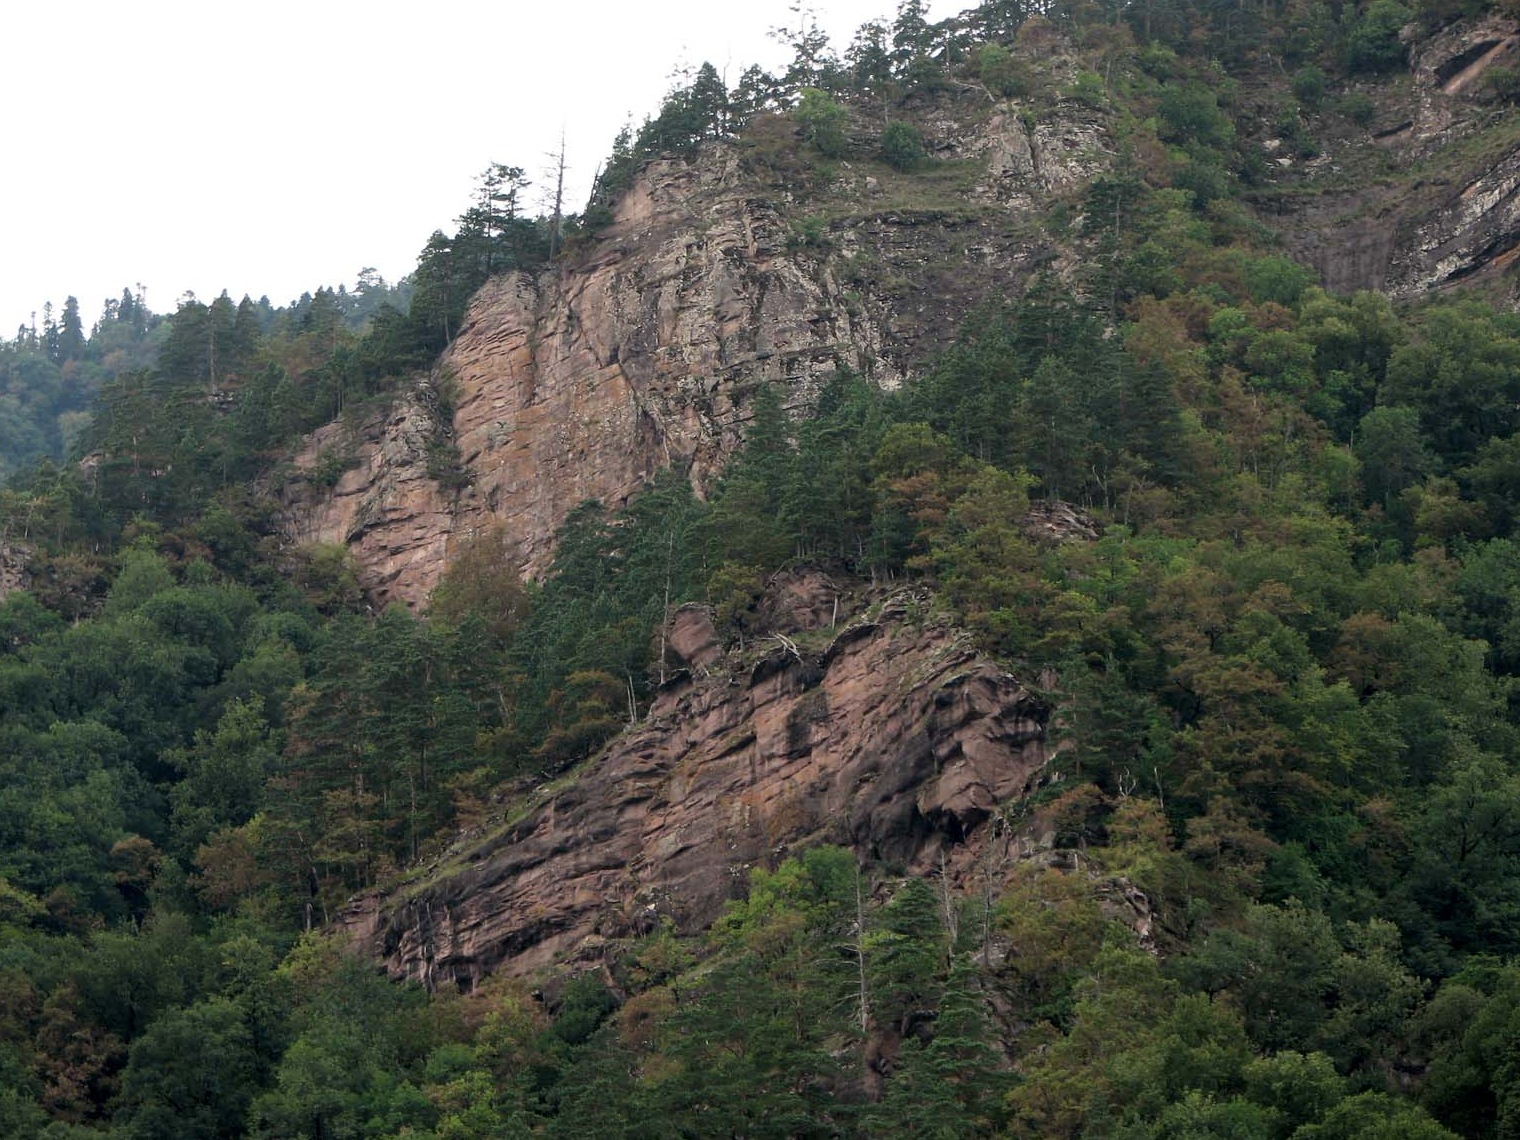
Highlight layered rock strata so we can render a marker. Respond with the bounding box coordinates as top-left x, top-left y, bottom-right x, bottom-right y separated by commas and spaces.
281, 149, 900, 607
277, 103, 1104, 607
340, 591, 1049, 987
1274, 15, 1520, 299
282, 16, 1520, 609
